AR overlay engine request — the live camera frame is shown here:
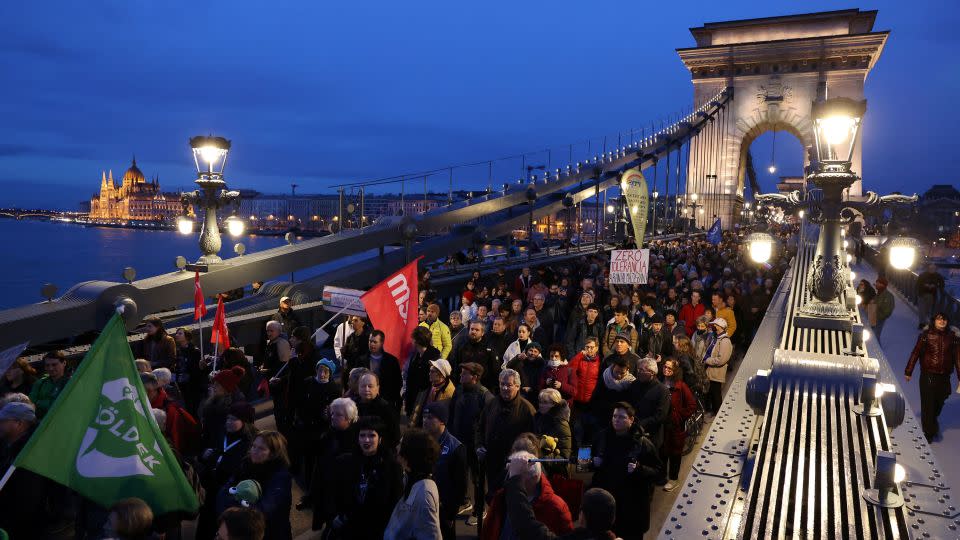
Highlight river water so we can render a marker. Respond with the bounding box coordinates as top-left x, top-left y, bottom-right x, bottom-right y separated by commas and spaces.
0, 219, 287, 310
